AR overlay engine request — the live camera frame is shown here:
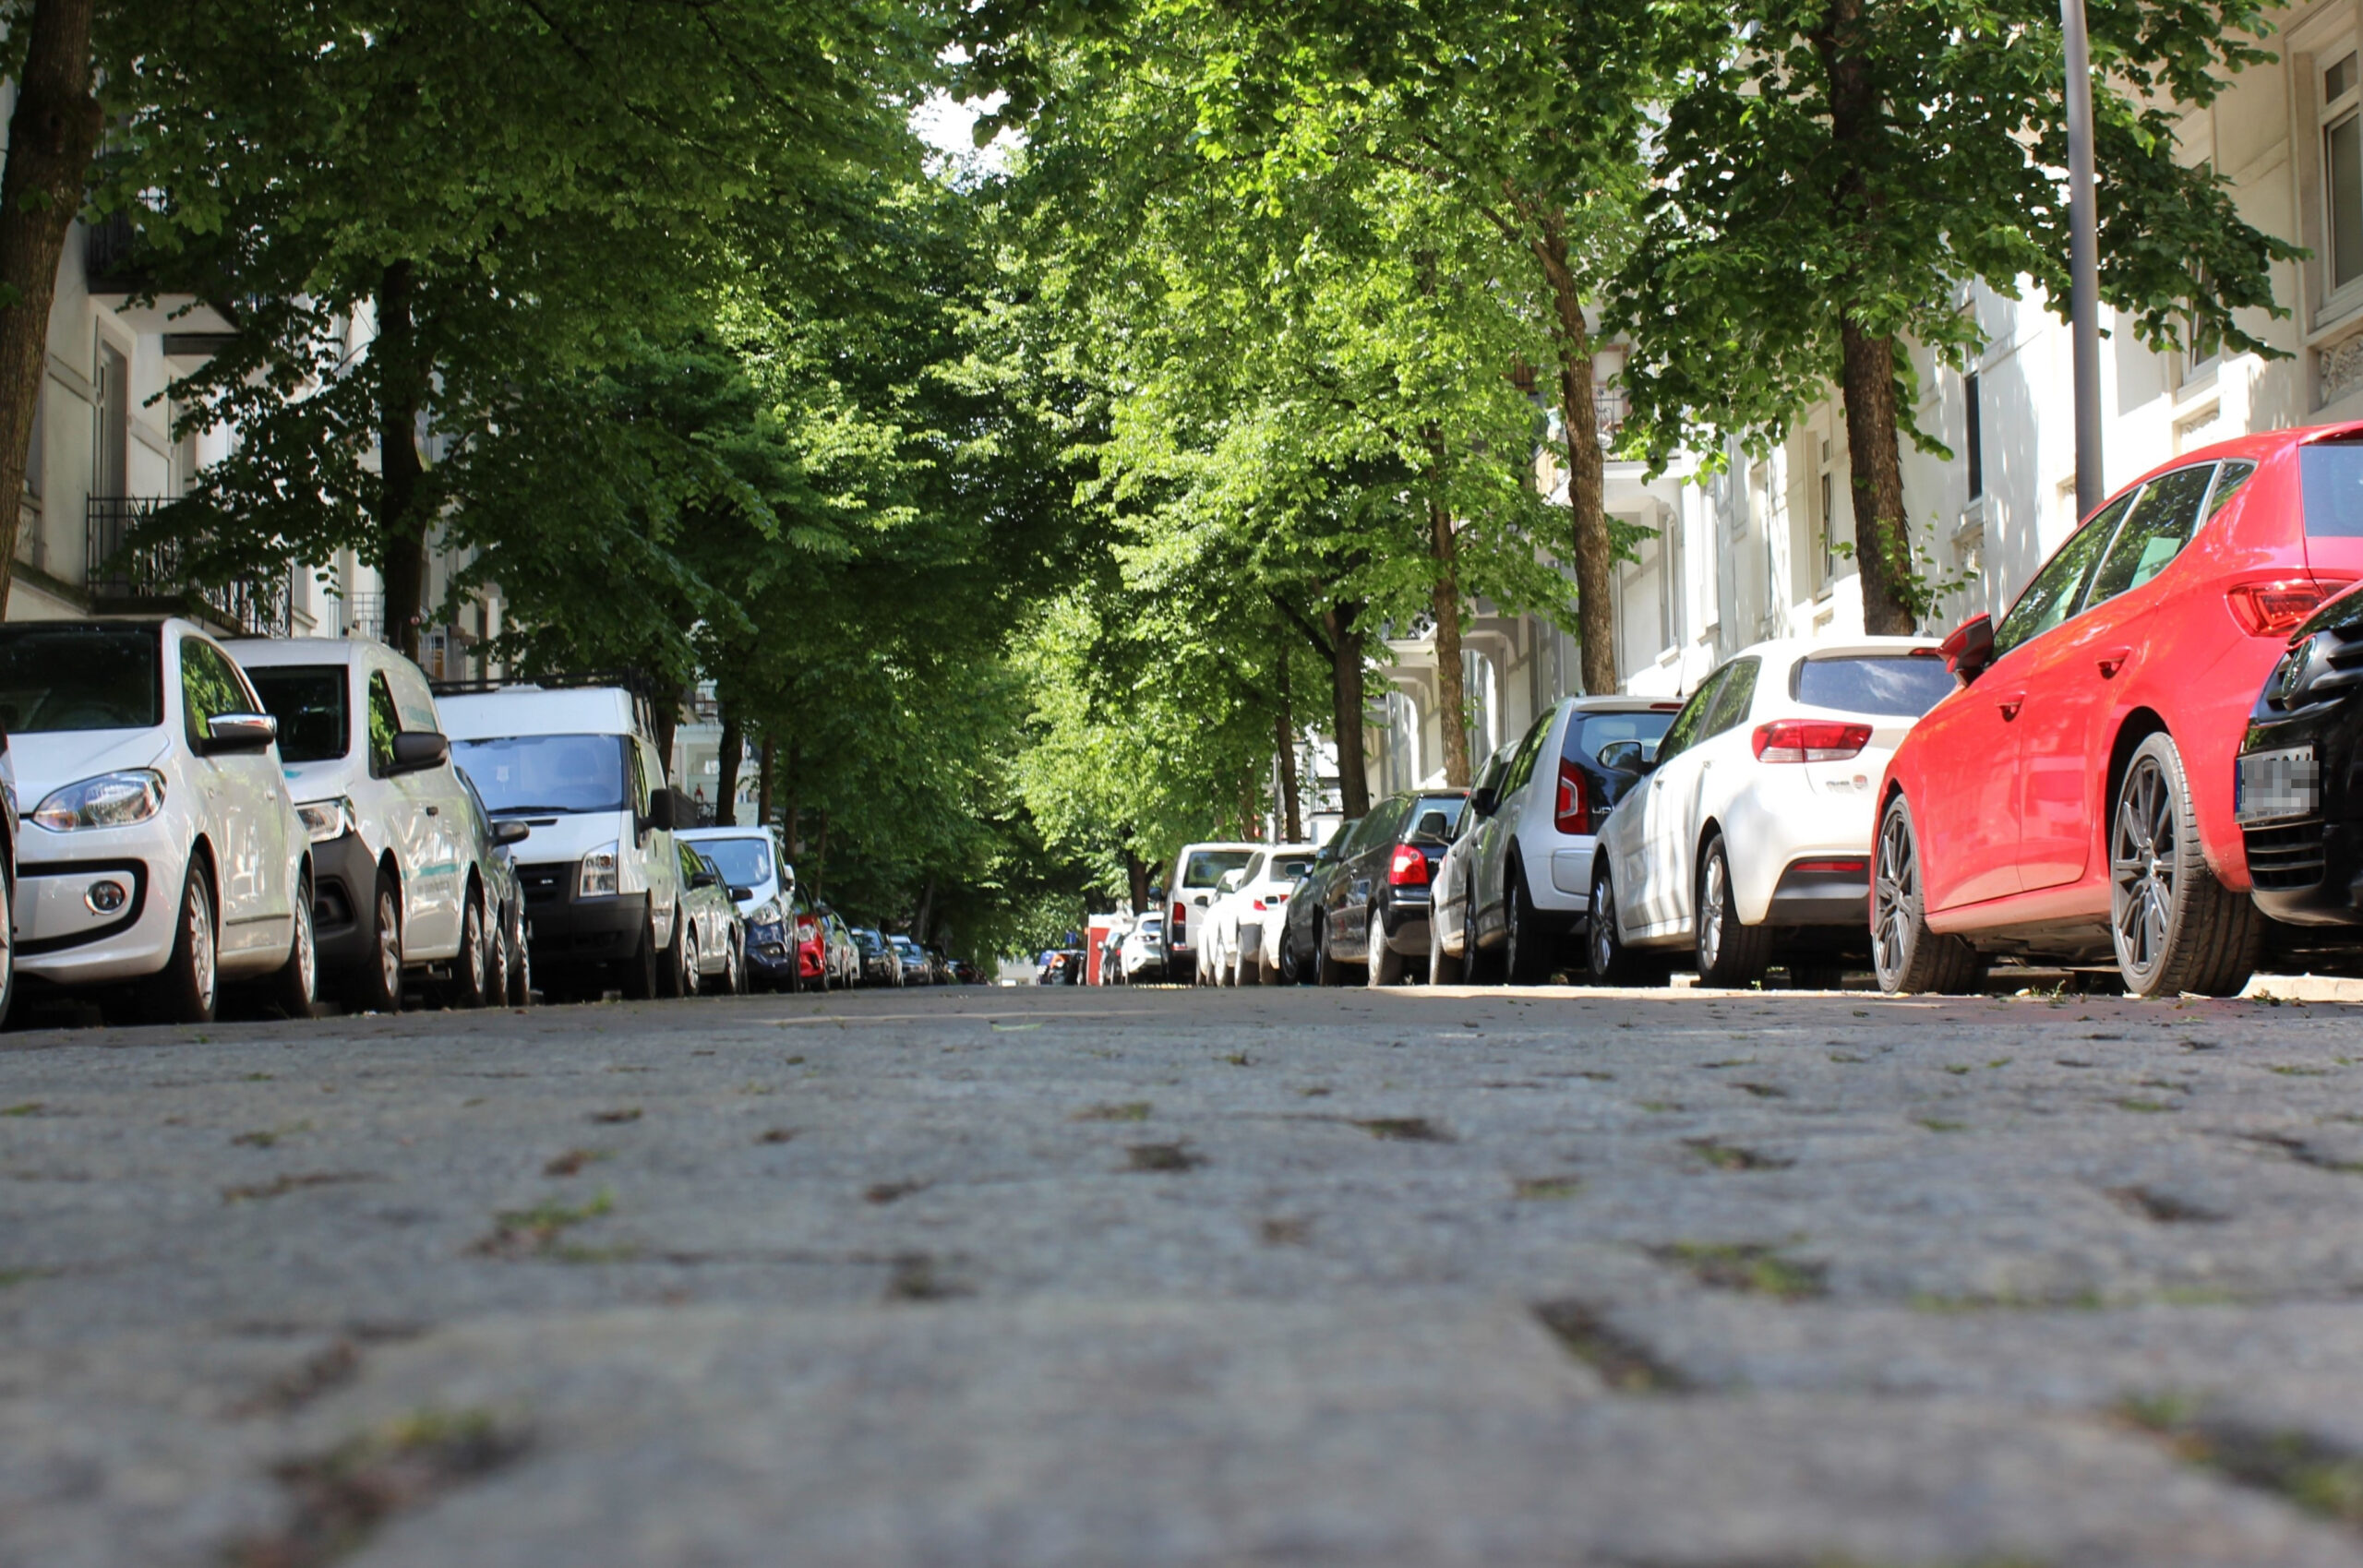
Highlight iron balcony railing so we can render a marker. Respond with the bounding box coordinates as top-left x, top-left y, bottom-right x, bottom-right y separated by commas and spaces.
86, 497, 290, 638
